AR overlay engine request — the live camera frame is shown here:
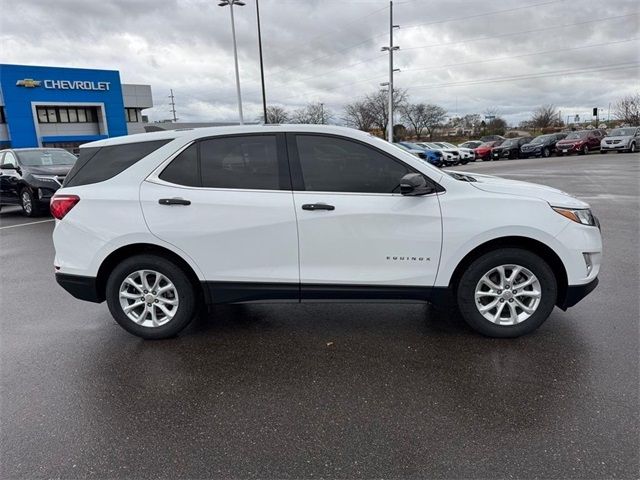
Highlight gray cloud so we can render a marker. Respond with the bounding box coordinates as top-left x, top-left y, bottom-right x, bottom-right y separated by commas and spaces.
2, 0, 638, 125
